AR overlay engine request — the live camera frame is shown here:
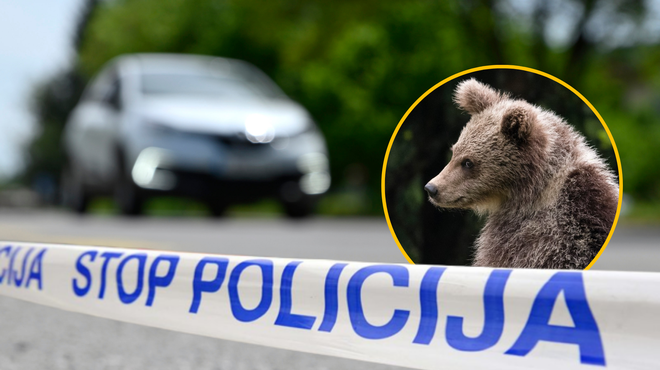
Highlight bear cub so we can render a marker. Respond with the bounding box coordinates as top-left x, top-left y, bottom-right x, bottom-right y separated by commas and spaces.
424, 78, 618, 269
